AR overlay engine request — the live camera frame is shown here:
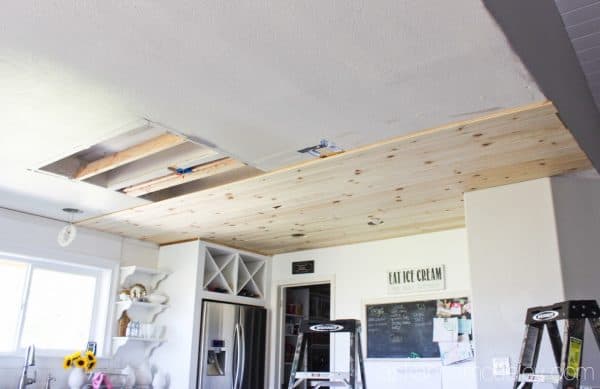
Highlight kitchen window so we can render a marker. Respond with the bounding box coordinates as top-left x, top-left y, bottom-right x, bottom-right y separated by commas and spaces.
0, 255, 111, 355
